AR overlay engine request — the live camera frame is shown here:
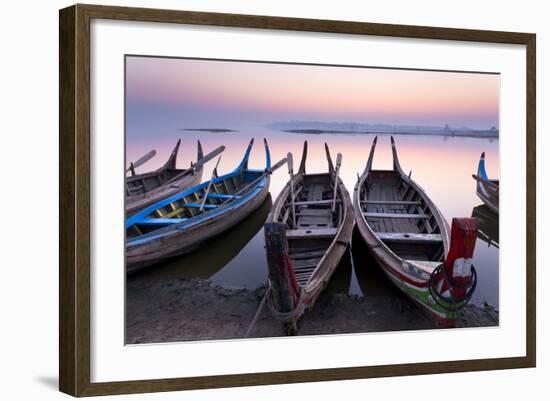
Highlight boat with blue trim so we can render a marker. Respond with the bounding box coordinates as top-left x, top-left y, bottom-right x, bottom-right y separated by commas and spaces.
126, 138, 277, 272
472, 152, 499, 214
